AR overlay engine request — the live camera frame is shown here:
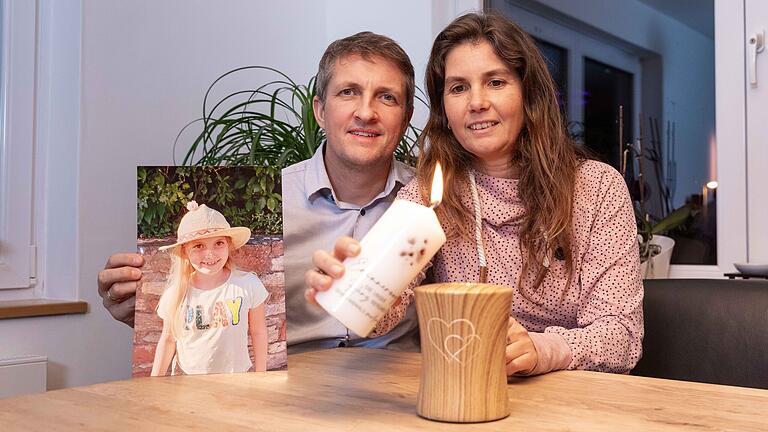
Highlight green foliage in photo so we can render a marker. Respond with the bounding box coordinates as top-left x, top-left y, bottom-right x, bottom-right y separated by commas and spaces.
137, 166, 282, 238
